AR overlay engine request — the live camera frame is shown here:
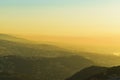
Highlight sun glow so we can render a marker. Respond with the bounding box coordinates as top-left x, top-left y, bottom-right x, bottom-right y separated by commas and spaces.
113, 52, 120, 56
